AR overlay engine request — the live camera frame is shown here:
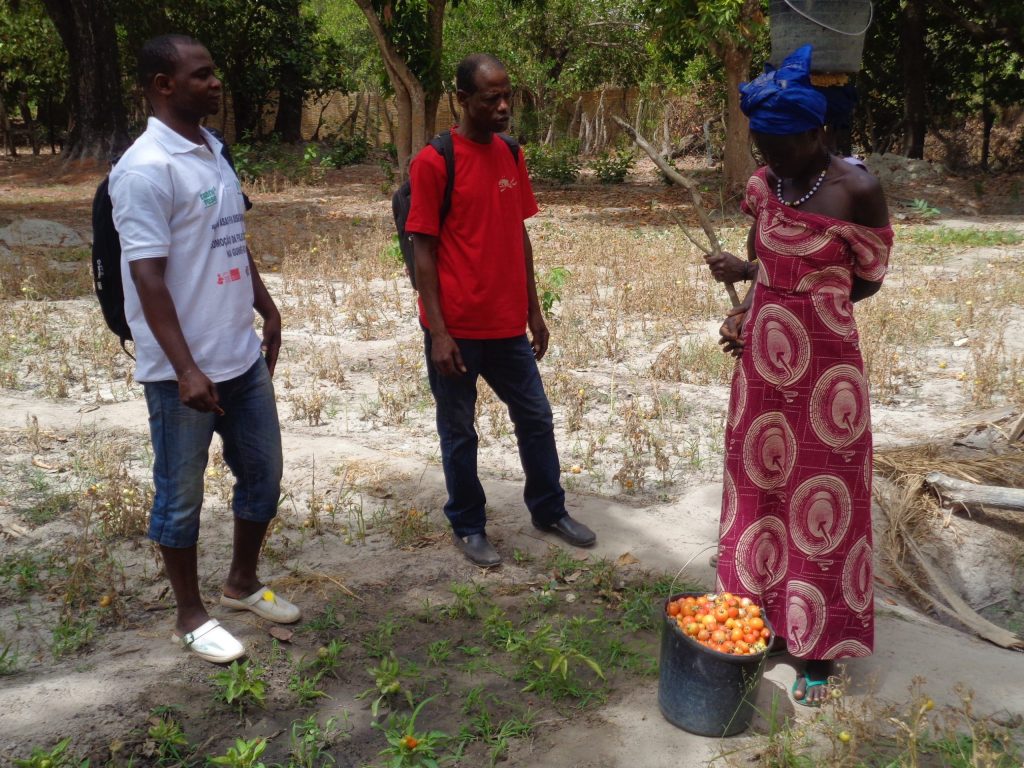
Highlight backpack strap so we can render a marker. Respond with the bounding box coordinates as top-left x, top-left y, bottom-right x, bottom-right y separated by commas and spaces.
498, 133, 520, 163
428, 129, 456, 226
